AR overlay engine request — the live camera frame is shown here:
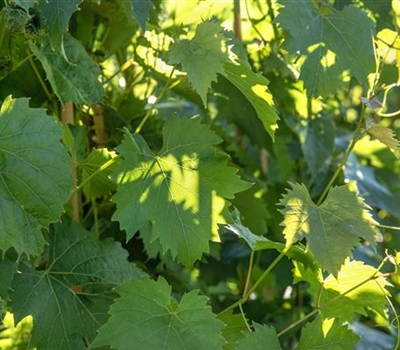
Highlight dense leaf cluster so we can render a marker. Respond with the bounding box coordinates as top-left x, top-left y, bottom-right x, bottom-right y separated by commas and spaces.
0, 0, 399, 349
